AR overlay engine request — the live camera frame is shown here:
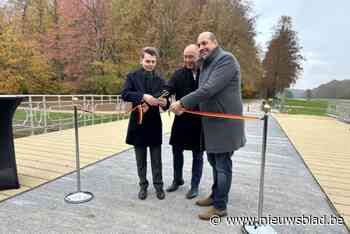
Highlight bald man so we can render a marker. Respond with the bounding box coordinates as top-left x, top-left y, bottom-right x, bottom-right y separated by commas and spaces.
164, 44, 204, 199
170, 32, 246, 220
